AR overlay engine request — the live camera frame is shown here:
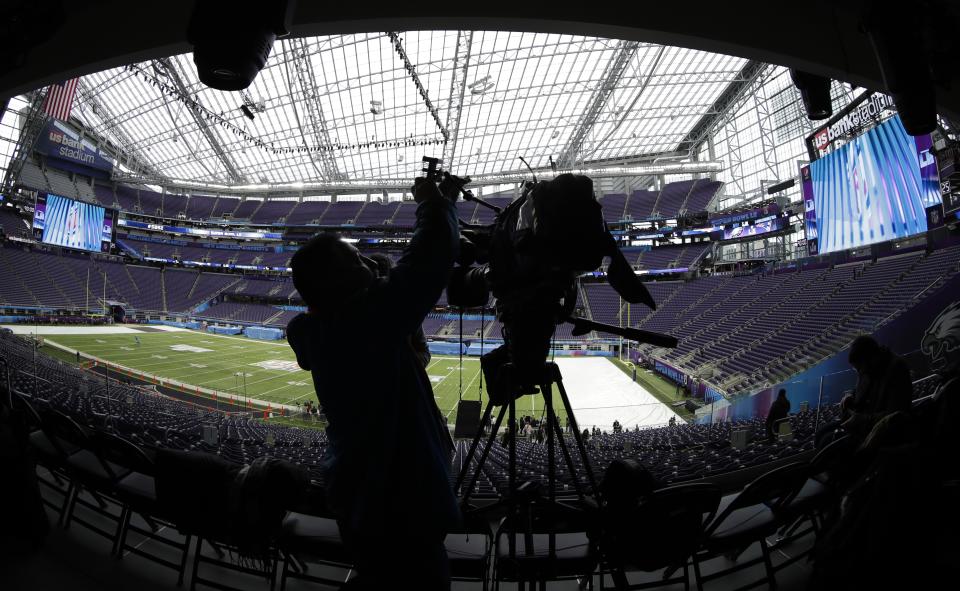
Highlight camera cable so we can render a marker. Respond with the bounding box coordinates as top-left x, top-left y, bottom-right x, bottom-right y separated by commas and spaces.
458, 308, 463, 402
